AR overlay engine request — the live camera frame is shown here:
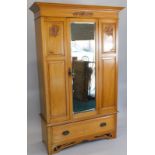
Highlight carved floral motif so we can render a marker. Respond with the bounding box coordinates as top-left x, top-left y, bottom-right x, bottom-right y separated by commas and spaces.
50, 25, 59, 37
104, 24, 113, 36
73, 11, 93, 17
